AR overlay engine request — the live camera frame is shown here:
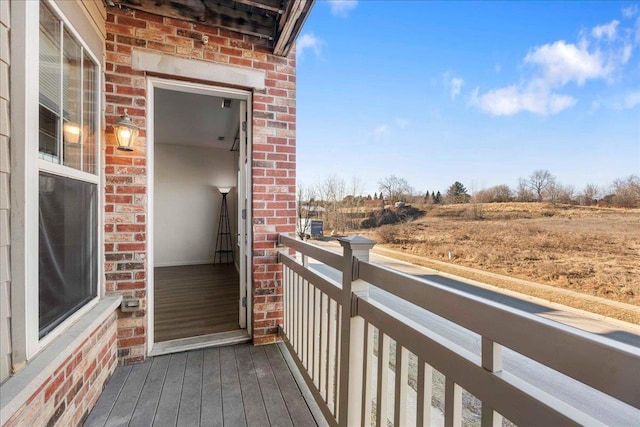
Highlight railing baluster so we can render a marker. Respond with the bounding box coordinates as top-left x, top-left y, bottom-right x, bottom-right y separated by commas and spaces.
376, 333, 390, 427
444, 377, 462, 427
481, 337, 503, 427
361, 322, 374, 427
328, 298, 337, 414
314, 287, 321, 387
302, 277, 308, 368
320, 292, 327, 401
334, 305, 342, 418
416, 359, 432, 427
394, 346, 408, 427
